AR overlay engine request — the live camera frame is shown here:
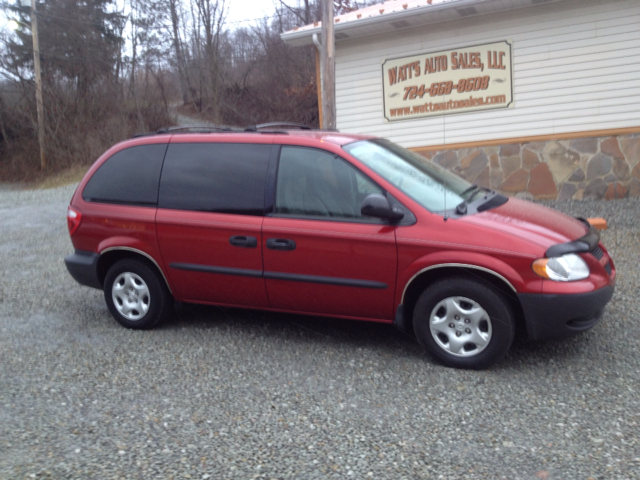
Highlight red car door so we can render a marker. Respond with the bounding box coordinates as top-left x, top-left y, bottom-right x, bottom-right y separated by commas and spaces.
156, 141, 272, 307
262, 146, 398, 320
